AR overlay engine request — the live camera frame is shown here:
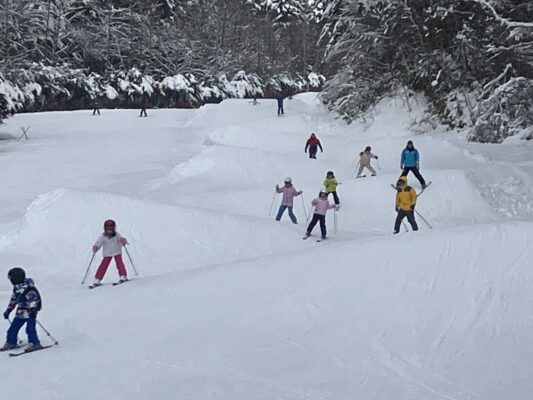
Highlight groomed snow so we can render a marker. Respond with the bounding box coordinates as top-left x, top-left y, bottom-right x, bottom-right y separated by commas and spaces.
0, 95, 532, 399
